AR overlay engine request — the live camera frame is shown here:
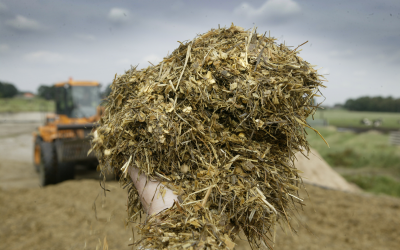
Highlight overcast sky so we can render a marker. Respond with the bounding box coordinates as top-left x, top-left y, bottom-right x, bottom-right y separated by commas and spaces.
0, 0, 399, 105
